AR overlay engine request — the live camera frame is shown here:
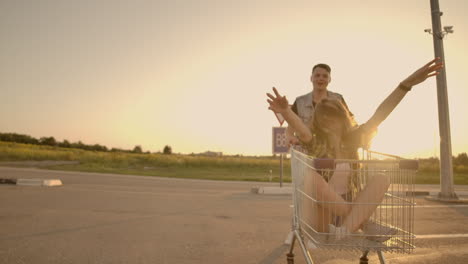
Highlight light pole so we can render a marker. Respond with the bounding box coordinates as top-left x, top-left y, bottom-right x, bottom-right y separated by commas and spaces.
426, 0, 458, 200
